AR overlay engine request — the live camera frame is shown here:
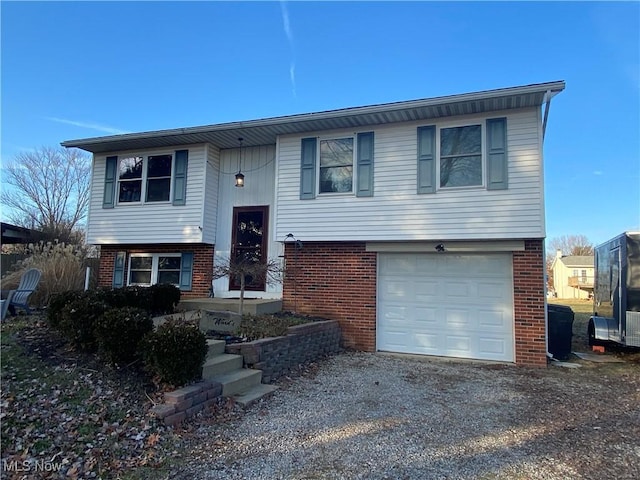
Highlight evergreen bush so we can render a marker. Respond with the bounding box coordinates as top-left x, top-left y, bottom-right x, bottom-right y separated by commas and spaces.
142, 320, 207, 387
94, 307, 153, 365
57, 293, 105, 352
